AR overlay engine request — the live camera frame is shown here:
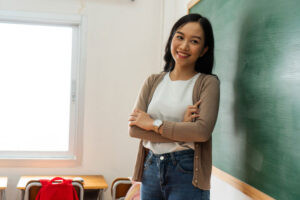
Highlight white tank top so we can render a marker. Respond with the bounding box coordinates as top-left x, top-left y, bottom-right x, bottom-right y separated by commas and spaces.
143, 72, 200, 154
